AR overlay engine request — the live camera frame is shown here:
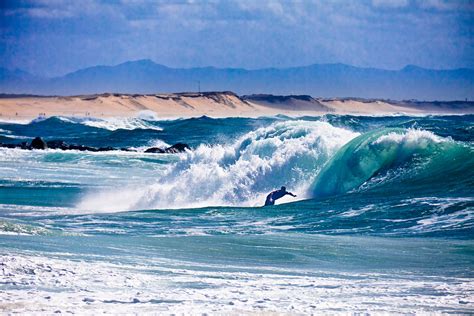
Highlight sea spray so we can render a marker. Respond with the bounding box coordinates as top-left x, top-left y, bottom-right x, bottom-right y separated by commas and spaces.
78, 120, 357, 211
